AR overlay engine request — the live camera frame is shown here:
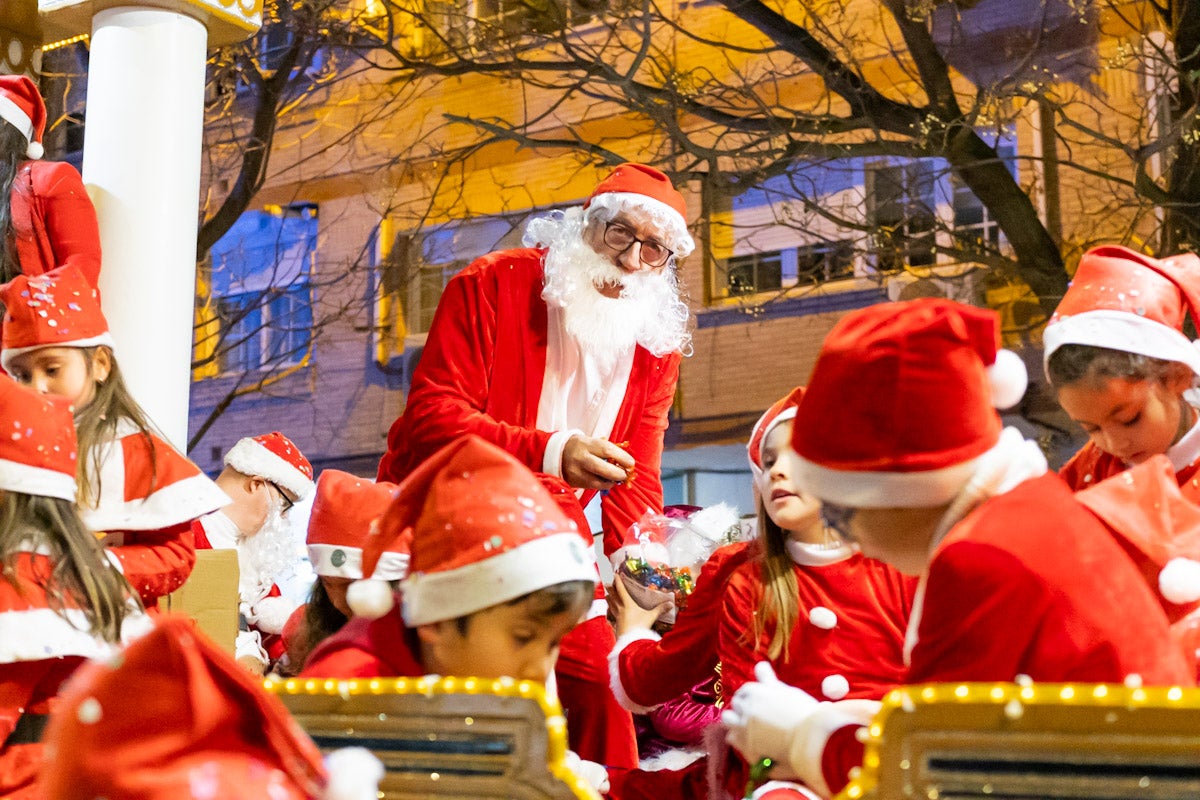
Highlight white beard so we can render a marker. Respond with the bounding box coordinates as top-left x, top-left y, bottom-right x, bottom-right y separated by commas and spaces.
532, 208, 691, 369
238, 502, 296, 601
